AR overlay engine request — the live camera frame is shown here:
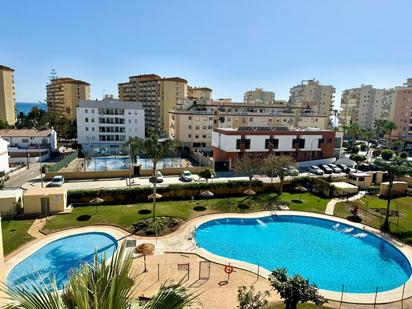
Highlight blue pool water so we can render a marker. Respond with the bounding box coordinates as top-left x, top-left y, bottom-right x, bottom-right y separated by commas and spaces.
7, 232, 118, 290
195, 216, 412, 293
